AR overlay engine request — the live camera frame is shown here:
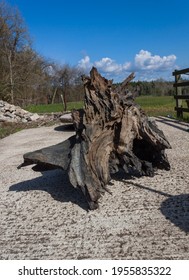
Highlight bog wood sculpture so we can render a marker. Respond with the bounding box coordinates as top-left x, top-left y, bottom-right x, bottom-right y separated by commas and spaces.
19, 67, 171, 210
